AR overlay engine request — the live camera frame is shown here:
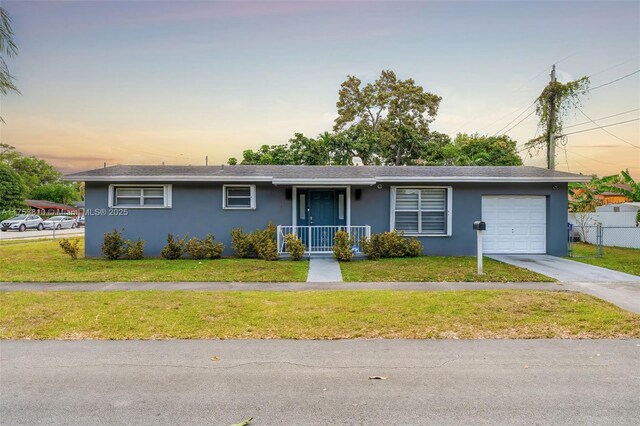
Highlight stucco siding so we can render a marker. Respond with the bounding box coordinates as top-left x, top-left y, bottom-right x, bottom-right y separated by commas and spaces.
84, 181, 568, 257
84, 182, 291, 257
